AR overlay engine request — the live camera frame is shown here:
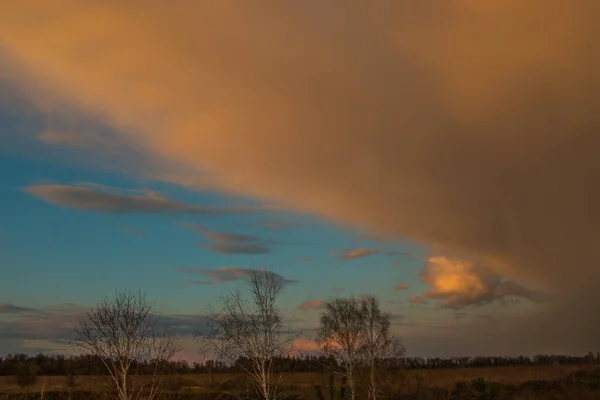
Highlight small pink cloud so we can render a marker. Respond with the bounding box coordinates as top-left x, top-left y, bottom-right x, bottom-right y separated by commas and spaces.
298, 300, 326, 311
409, 295, 428, 305
289, 338, 322, 356
289, 337, 344, 356
394, 283, 410, 291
